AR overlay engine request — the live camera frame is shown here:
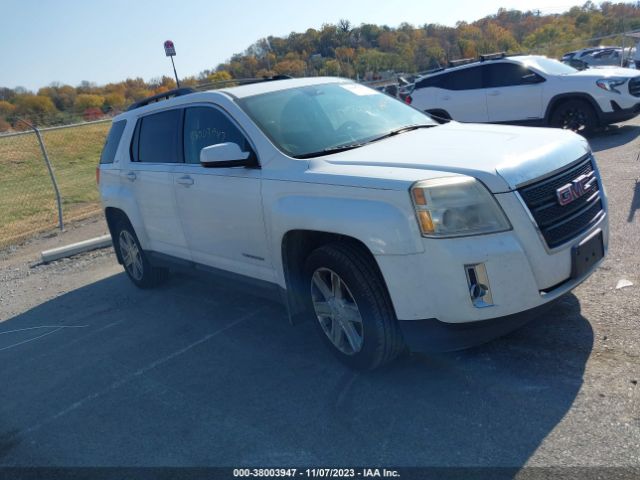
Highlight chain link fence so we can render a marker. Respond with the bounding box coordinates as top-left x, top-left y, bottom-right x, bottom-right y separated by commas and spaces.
0, 119, 111, 249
